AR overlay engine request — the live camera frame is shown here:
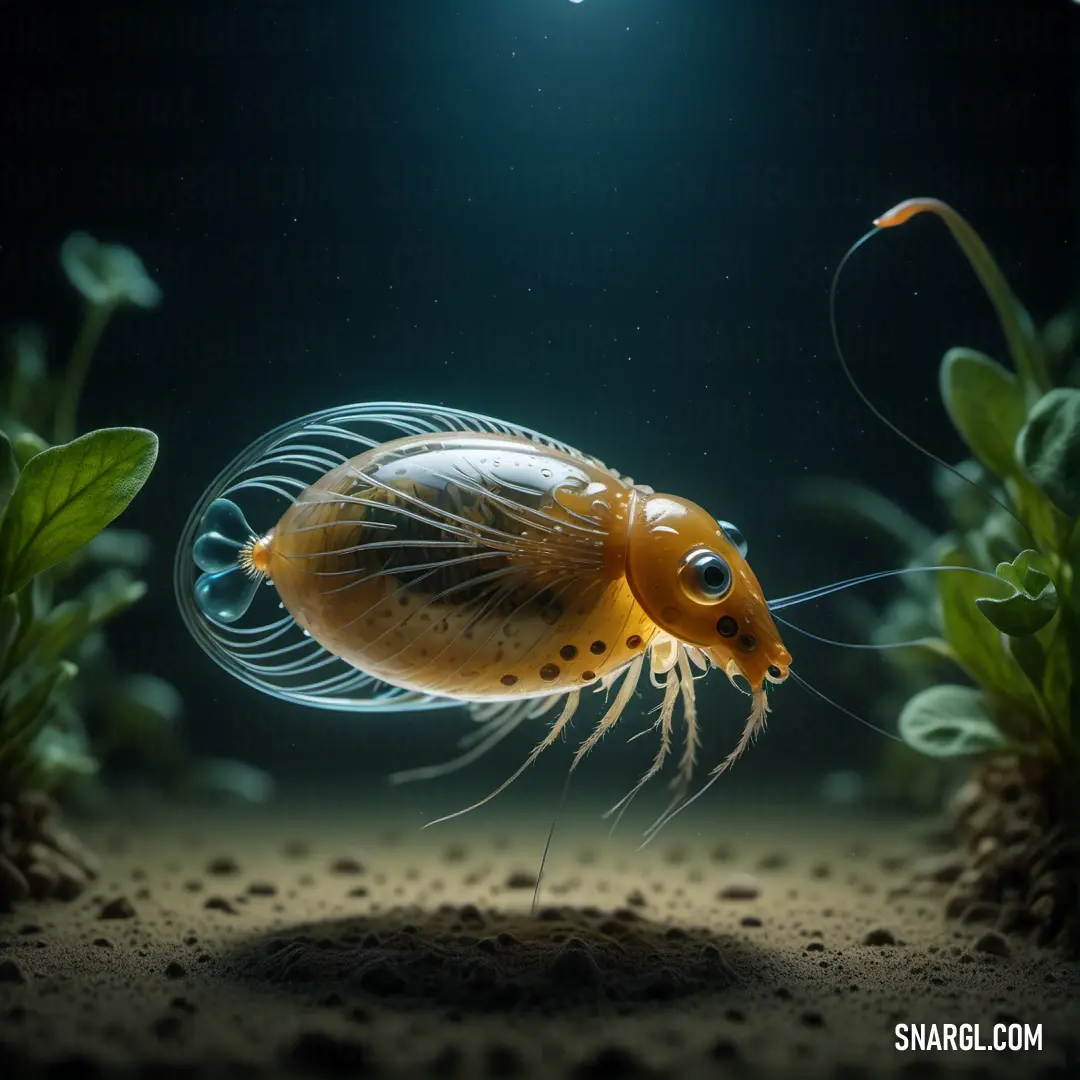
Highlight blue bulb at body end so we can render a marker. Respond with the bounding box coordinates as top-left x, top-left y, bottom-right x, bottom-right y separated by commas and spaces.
194, 567, 261, 624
